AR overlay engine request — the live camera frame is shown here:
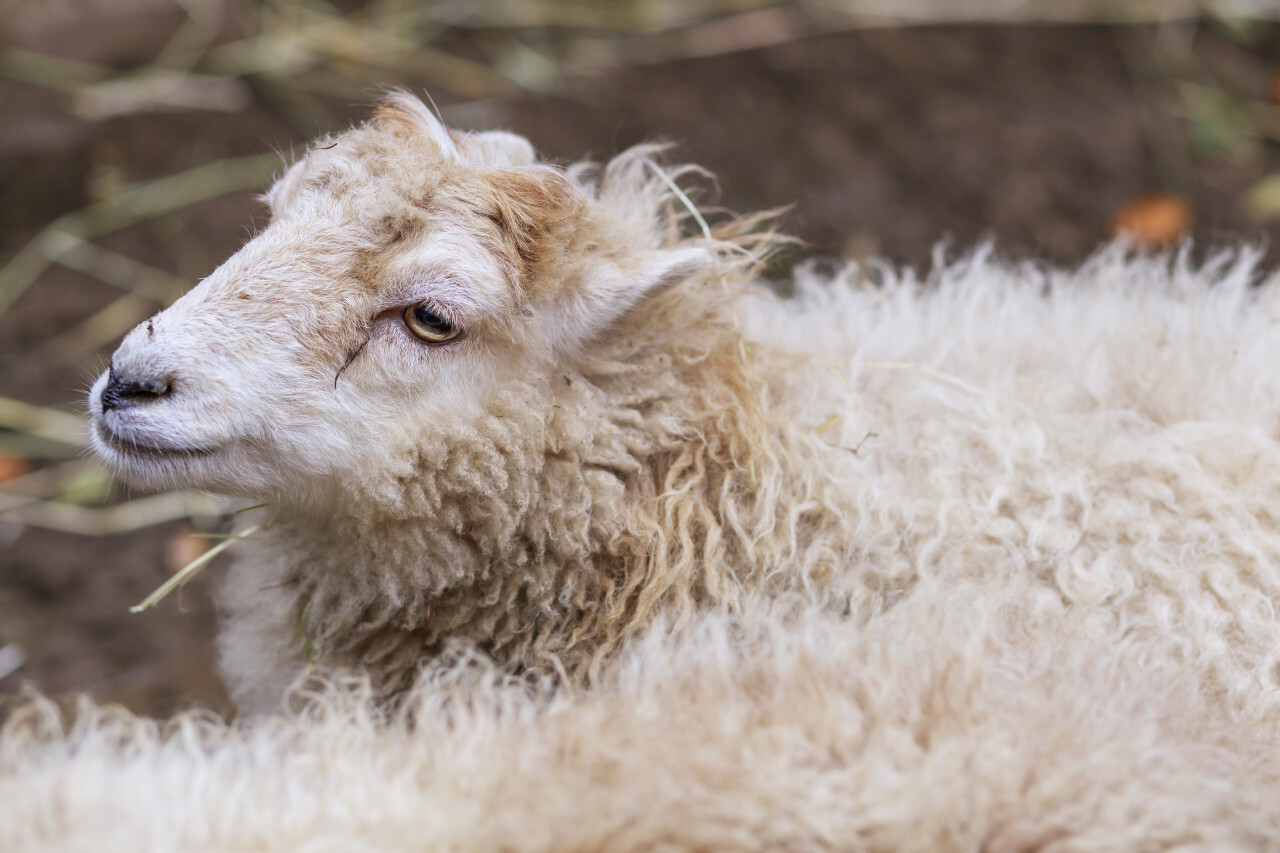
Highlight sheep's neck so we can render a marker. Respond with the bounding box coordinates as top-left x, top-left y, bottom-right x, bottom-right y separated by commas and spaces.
256, 386, 622, 696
